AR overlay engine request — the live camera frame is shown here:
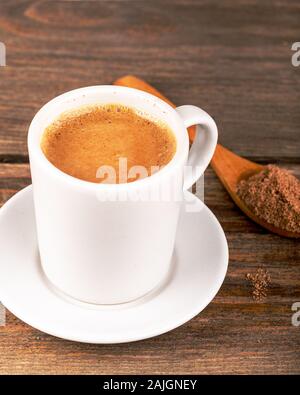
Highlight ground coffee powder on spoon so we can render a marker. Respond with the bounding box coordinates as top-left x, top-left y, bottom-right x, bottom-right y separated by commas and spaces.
237, 165, 300, 233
